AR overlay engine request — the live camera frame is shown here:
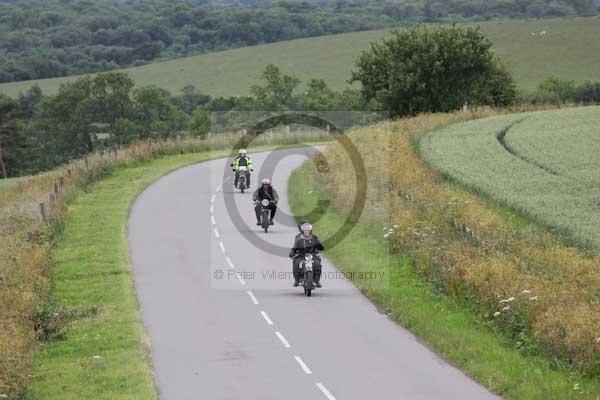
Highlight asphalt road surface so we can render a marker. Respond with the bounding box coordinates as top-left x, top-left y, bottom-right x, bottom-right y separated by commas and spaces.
129, 147, 499, 400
